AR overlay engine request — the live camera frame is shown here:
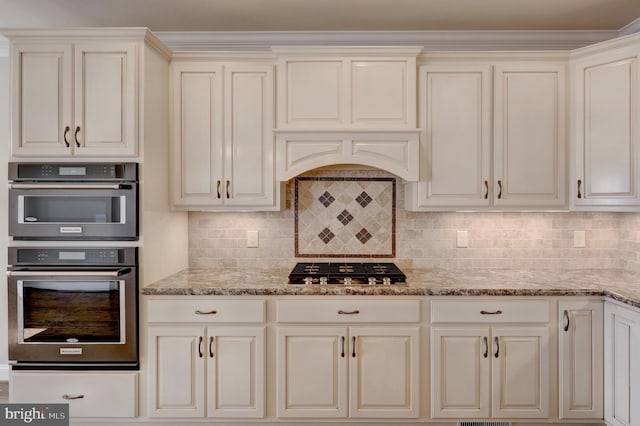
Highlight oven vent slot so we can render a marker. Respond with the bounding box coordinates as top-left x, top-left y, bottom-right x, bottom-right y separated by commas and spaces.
458, 422, 512, 426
